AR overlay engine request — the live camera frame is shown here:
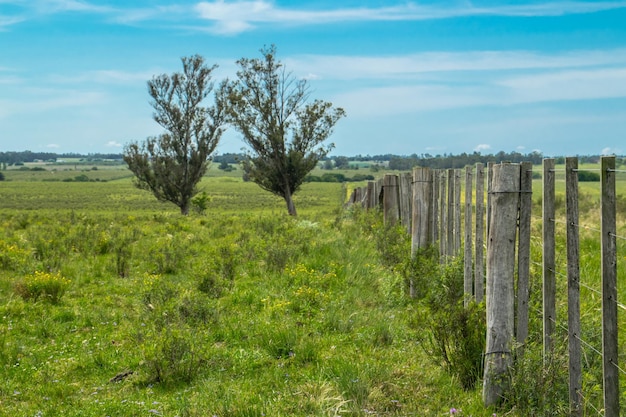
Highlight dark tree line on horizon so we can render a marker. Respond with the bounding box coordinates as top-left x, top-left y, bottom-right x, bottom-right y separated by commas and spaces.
1, 150, 623, 170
